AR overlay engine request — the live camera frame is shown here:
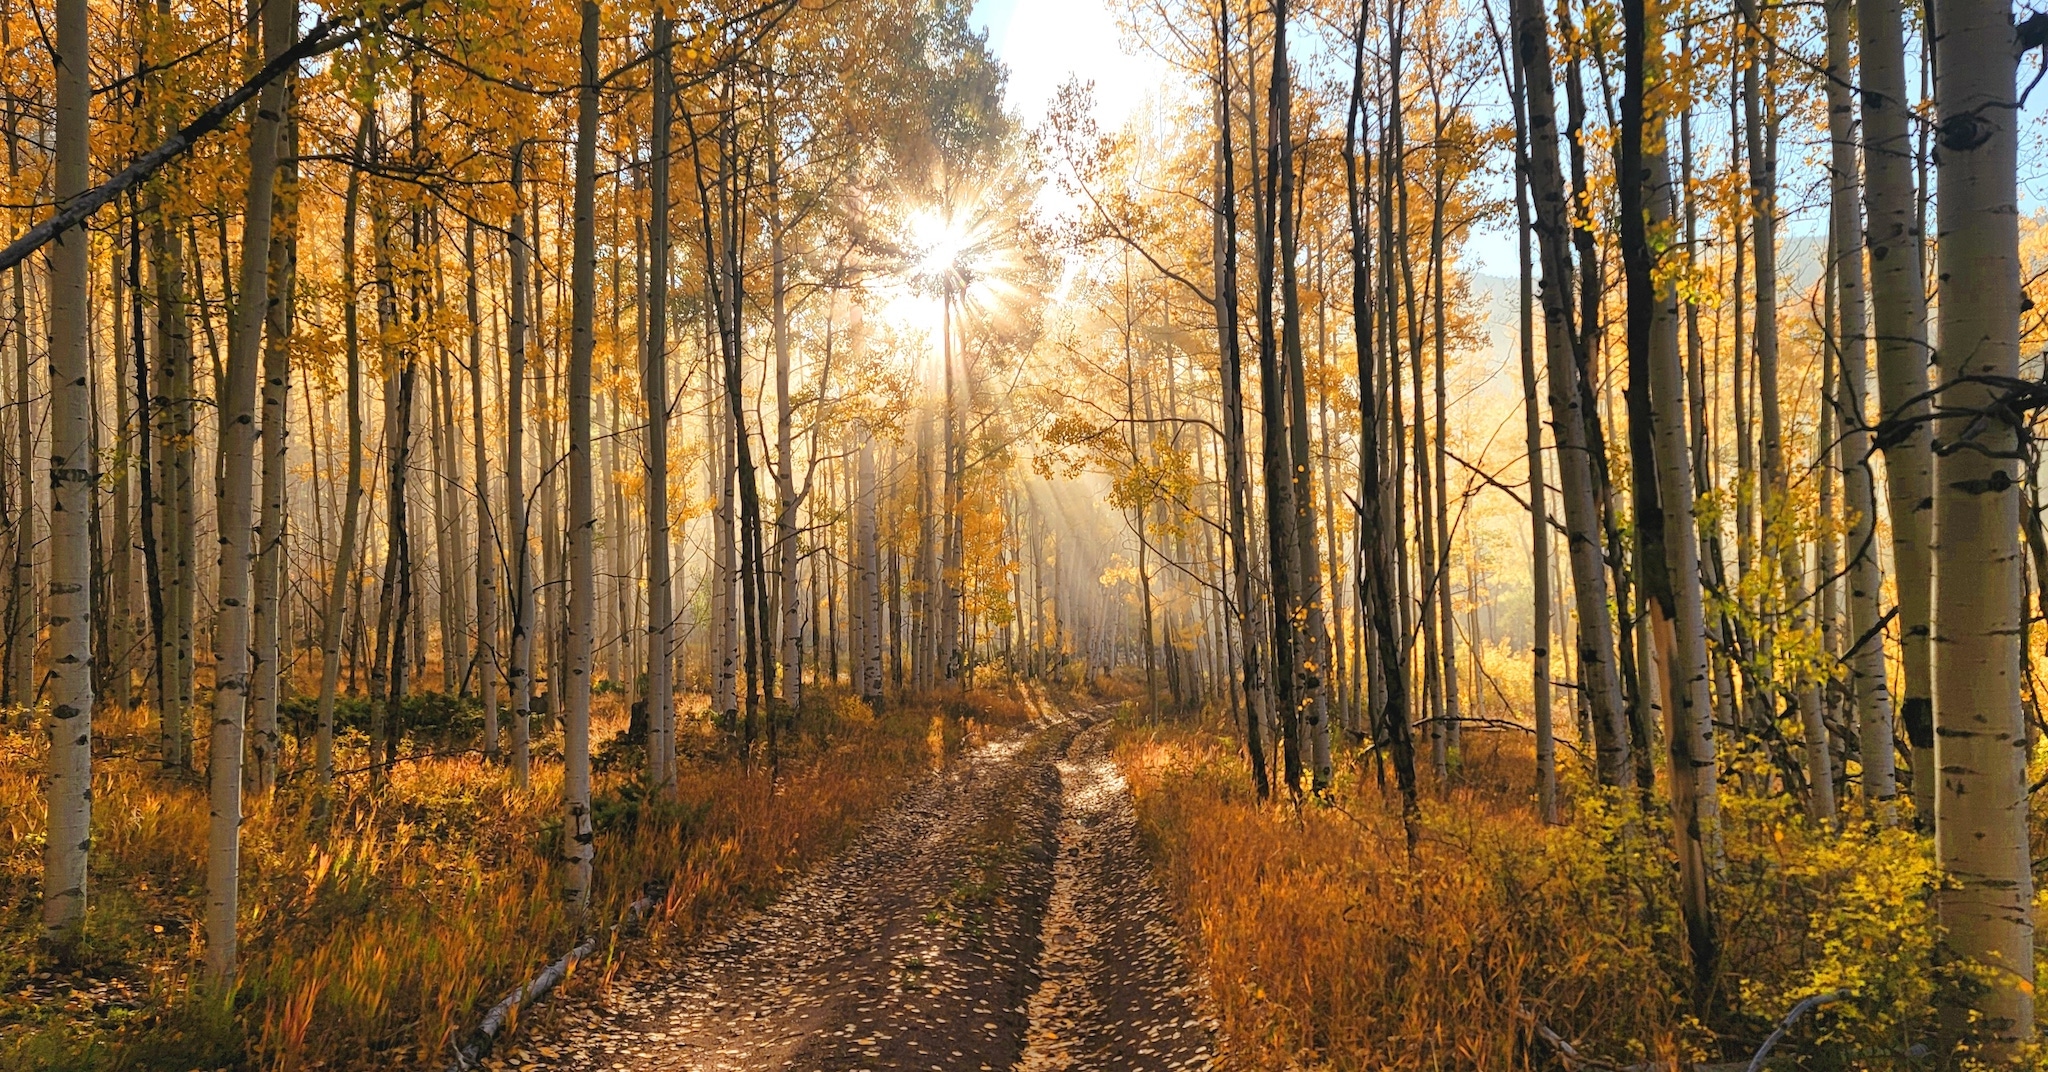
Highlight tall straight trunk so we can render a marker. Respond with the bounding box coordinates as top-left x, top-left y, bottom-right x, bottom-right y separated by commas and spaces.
1281, 157, 1333, 790
561, 0, 600, 910
1931, 0, 2032, 1050
159, 204, 196, 768
207, 0, 289, 982
250, 68, 297, 796
1429, 158, 1459, 772
1256, 0, 1305, 796
709, 339, 737, 726
6, 119, 32, 709
1620, 0, 1718, 998
315, 115, 369, 784
40, 0, 91, 947
1504, 43, 1556, 824
1857, 0, 1932, 823
858, 433, 883, 706
643, 17, 675, 788
1824, 0, 1895, 807
468, 220, 500, 762
506, 143, 534, 788
1214, 4, 1269, 797
429, 303, 460, 694
1511, 0, 1630, 787
1343, 5, 1416, 821
770, 130, 801, 714
112, 217, 135, 712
